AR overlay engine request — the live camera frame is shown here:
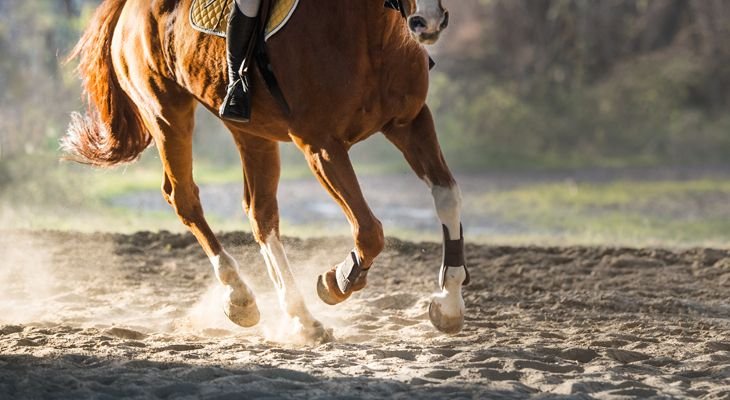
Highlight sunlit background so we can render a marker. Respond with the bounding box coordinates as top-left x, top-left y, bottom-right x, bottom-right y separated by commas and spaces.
1, 0, 729, 247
